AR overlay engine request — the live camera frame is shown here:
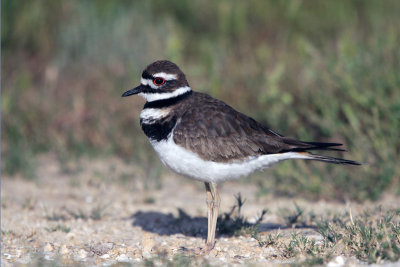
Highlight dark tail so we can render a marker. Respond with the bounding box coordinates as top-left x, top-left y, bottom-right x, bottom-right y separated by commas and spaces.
281, 138, 361, 165
302, 141, 346, 152
305, 153, 361, 165
282, 138, 346, 152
